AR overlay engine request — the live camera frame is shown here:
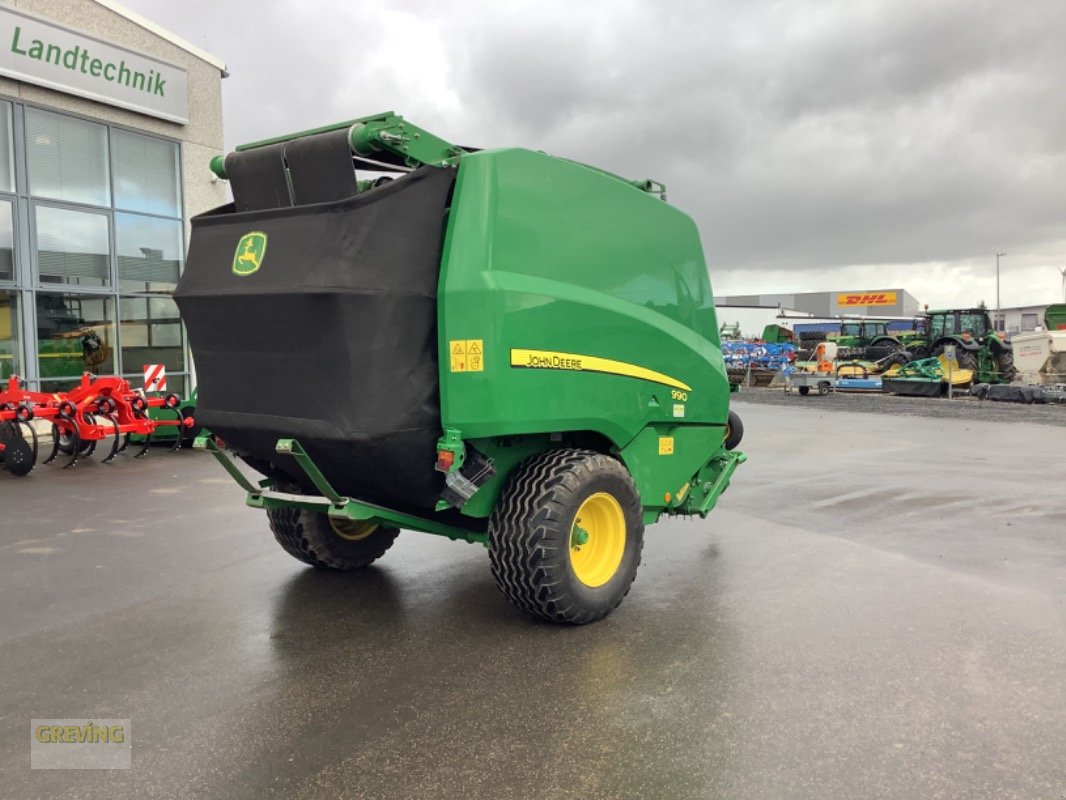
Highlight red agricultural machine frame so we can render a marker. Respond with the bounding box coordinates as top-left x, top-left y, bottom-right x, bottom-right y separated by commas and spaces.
0, 373, 194, 477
